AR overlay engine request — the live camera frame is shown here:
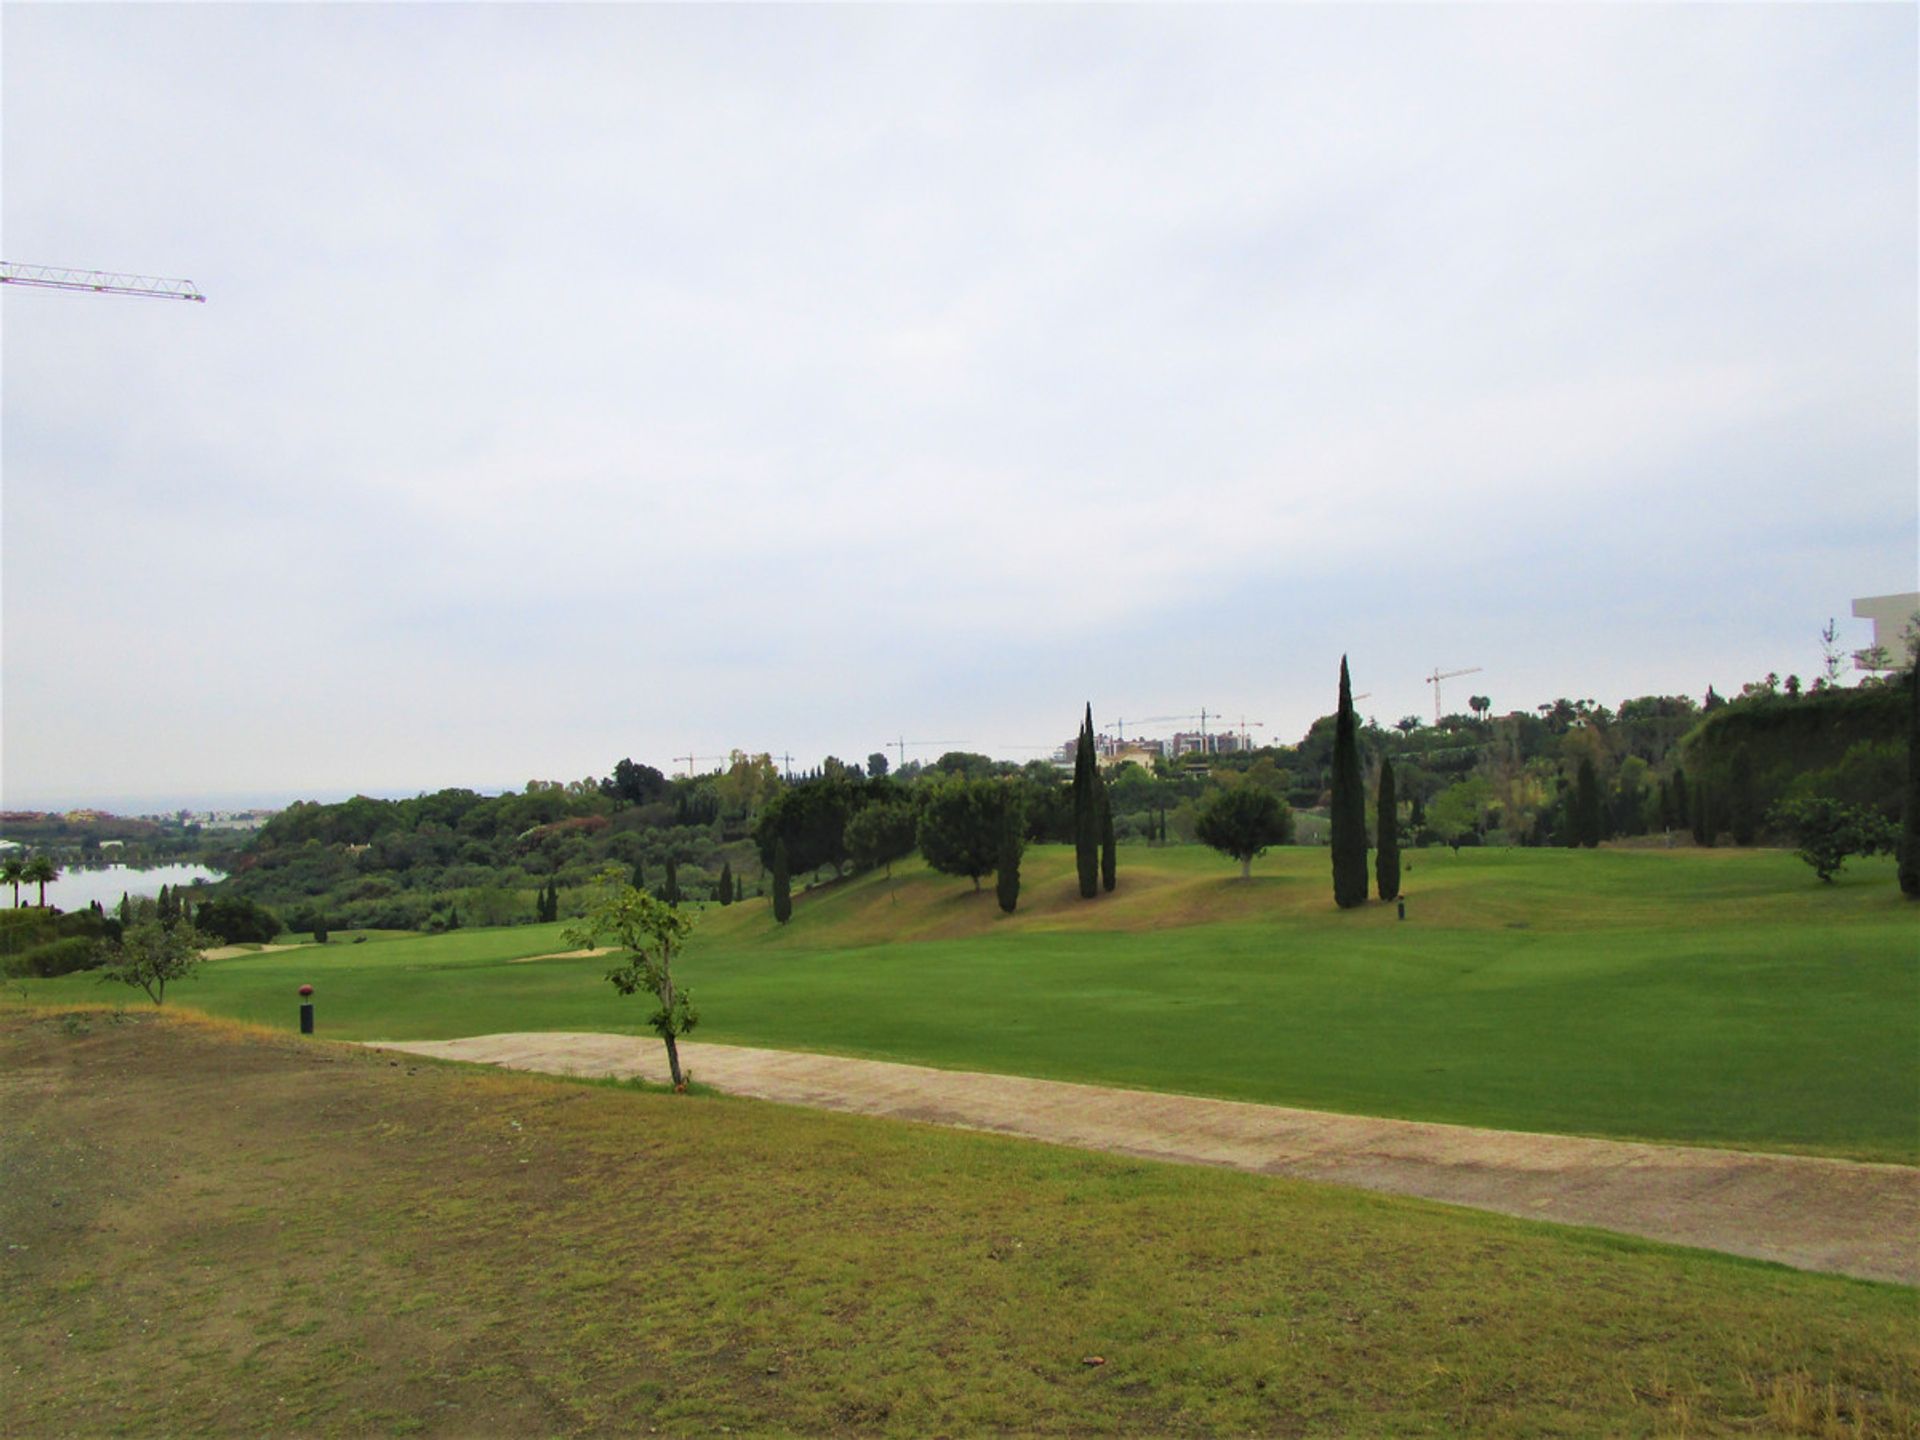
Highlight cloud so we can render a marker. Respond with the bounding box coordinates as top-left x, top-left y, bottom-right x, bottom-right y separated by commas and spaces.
3, 4, 1913, 806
